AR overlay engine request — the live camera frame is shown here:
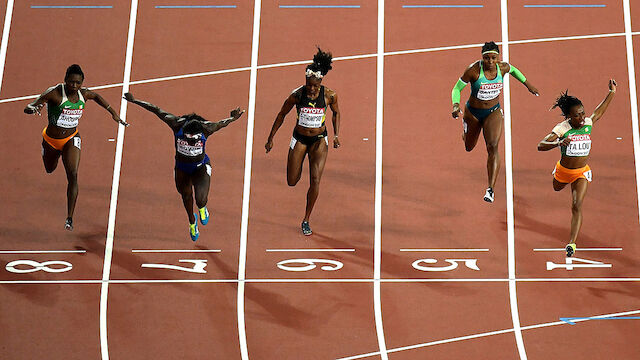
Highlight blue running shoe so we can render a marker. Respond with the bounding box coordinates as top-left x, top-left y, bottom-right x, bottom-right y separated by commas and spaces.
199, 207, 209, 225
190, 217, 199, 242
